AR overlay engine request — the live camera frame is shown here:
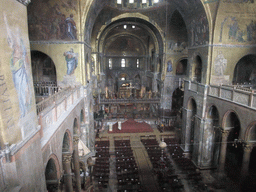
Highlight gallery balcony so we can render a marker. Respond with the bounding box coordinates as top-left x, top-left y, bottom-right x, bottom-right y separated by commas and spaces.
97, 94, 161, 105
185, 80, 256, 111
